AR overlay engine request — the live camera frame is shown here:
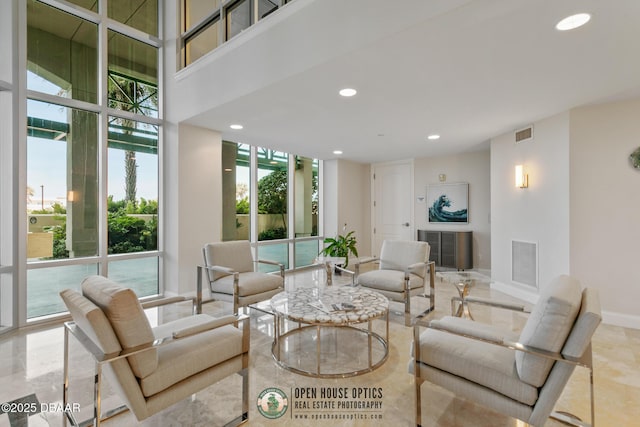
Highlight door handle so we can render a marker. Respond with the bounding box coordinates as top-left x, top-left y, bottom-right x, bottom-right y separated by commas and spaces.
403, 222, 410, 227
